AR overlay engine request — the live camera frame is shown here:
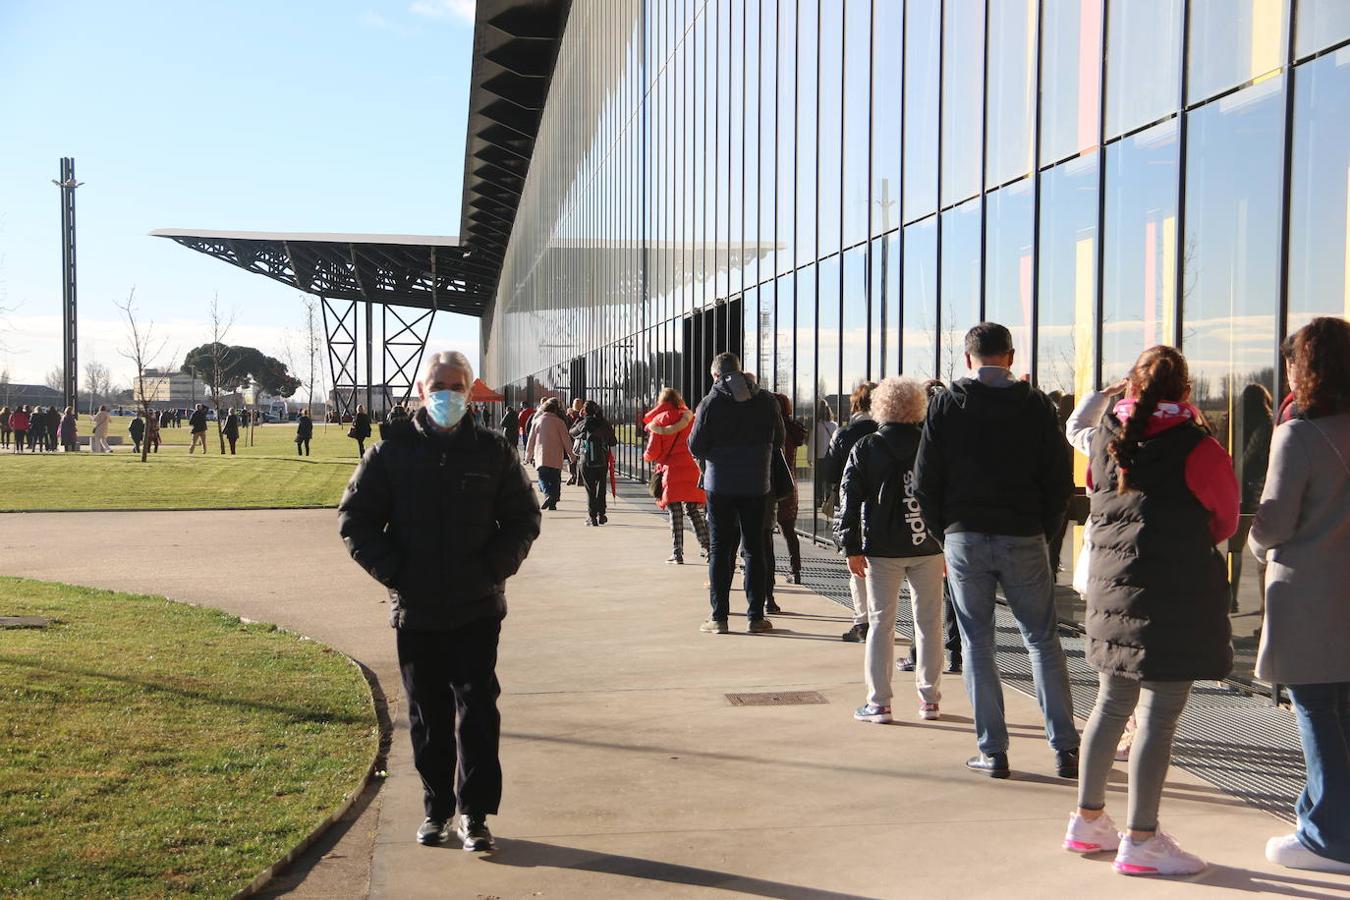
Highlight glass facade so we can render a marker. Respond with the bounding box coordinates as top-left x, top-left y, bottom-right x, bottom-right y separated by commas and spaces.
482, 0, 1350, 688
